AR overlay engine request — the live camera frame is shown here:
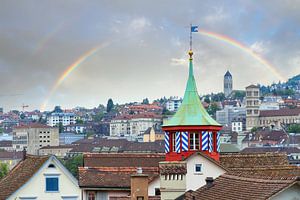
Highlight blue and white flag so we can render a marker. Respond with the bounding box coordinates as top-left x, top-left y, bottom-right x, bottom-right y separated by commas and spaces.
175, 132, 181, 153
191, 25, 199, 32
182, 132, 189, 151
164, 132, 170, 153
202, 131, 209, 151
